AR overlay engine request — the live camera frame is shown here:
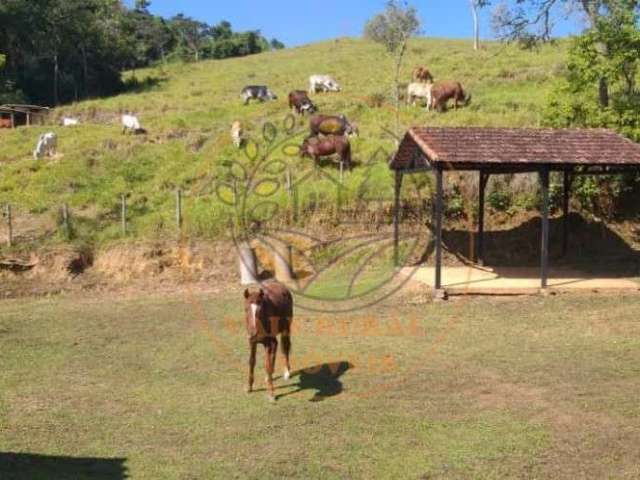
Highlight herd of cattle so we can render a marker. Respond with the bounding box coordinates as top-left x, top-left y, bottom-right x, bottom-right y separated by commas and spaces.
232, 70, 470, 170
6, 67, 469, 167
